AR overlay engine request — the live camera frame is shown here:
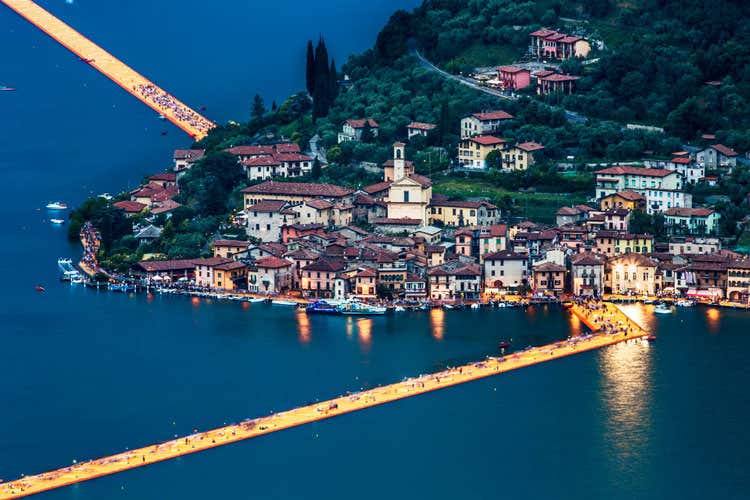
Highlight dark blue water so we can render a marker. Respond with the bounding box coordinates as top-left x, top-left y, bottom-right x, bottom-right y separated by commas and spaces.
2, 2, 750, 499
